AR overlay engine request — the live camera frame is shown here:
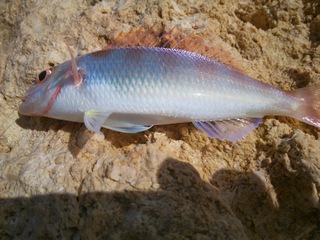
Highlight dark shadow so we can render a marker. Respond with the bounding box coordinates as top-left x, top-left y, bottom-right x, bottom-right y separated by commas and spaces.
285, 68, 311, 89
210, 136, 320, 239
16, 114, 68, 135
0, 158, 247, 239
104, 128, 149, 149
302, 0, 320, 46
104, 123, 189, 148
16, 114, 190, 157
16, 114, 85, 158
16, 115, 151, 157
